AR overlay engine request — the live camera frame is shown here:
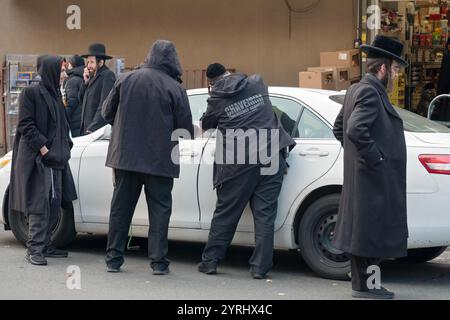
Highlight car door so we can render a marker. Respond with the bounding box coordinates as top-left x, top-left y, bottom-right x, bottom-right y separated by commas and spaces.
198, 94, 341, 232
78, 96, 206, 229
78, 131, 114, 224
